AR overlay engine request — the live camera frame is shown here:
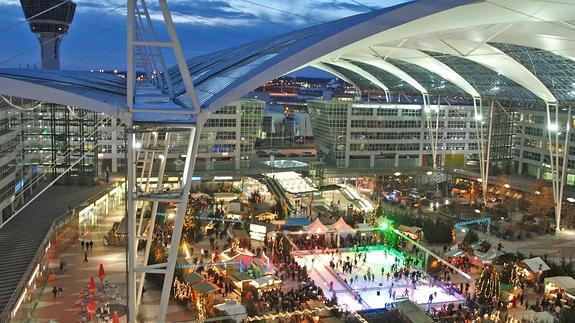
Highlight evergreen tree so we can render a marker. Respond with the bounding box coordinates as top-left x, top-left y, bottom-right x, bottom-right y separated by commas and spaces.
476, 266, 500, 305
